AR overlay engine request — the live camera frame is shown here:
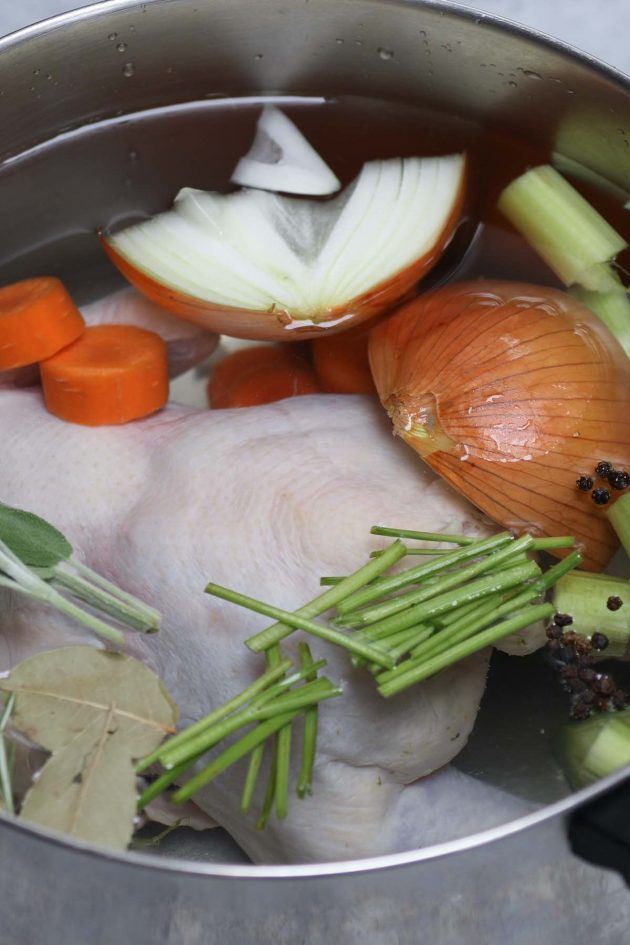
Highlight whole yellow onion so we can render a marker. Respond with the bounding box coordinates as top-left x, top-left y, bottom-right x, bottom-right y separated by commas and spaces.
369, 281, 630, 571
